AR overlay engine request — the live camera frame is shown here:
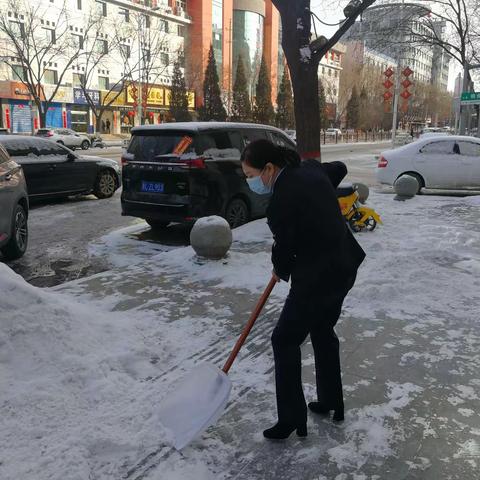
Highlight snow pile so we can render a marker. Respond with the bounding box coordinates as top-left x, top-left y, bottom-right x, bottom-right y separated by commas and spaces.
0, 264, 170, 480
461, 195, 480, 206
327, 382, 423, 469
